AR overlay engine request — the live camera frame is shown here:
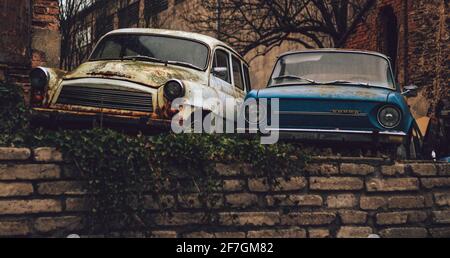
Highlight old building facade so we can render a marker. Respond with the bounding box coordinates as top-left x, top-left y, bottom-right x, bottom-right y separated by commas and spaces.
0, 0, 60, 95
344, 0, 449, 120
